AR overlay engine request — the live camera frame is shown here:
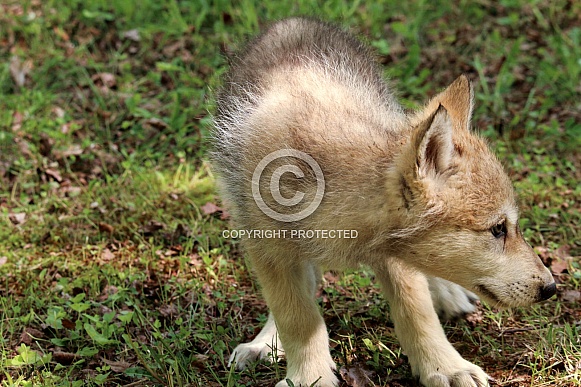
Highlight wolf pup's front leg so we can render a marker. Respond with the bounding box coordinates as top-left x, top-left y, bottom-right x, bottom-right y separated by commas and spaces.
243, 253, 337, 387
374, 260, 489, 387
